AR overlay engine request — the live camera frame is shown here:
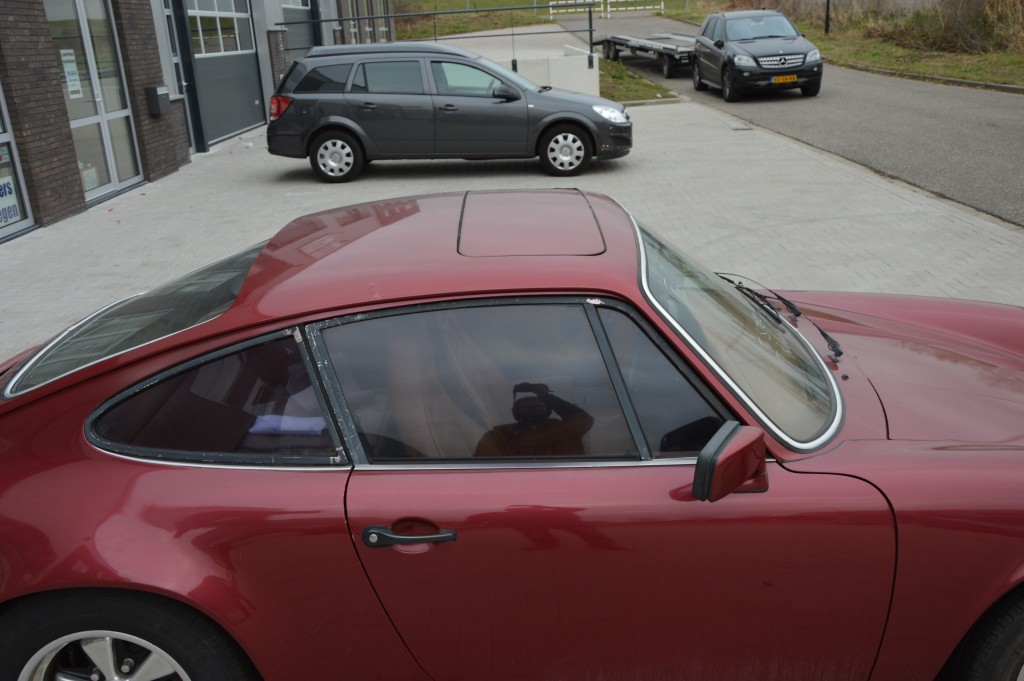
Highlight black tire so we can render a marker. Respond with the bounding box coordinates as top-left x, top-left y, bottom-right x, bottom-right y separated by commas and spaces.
801, 80, 822, 97
309, 130, 364, 183
538, 125, 593, 177
722, 68, 741, 102
602, 40, 613, 60
958, 594, 1024, 680
661, 54, 674, 78
692, 61, 708, 91
0, 591, 257, 681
